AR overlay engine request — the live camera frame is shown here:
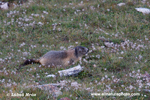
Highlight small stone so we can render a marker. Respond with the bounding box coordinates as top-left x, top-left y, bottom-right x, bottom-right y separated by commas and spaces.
54, 90, 62, 97
59, 97, 71, 100
117, 3, 126, 7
